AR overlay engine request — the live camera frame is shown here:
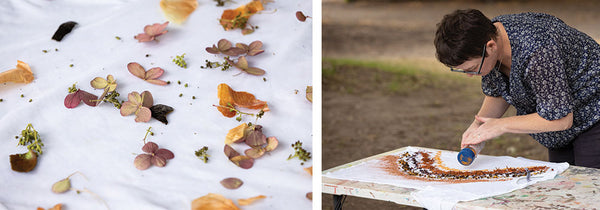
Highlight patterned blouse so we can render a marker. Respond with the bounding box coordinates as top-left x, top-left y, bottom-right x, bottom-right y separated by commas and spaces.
483, 13, 600, 149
